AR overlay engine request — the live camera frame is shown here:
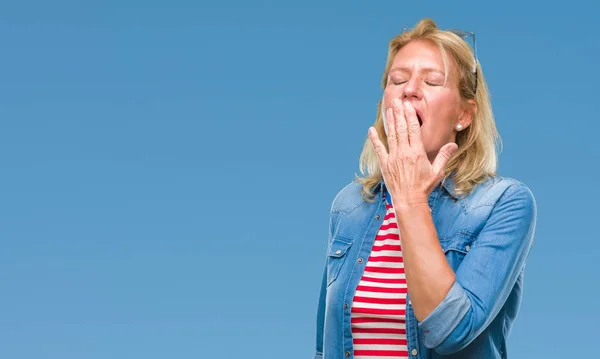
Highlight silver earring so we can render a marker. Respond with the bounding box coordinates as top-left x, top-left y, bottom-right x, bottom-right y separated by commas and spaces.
456, 124, 463, 131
